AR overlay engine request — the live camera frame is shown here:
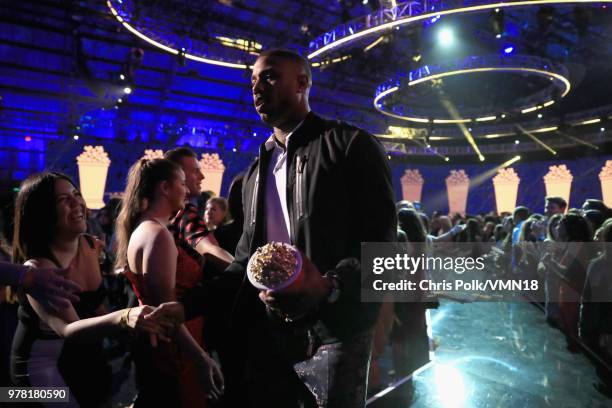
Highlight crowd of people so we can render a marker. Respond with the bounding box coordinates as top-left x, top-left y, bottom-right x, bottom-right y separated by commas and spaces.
397, 197, 612, 371
1, 48, 611, 408
0, 49, 397, 408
